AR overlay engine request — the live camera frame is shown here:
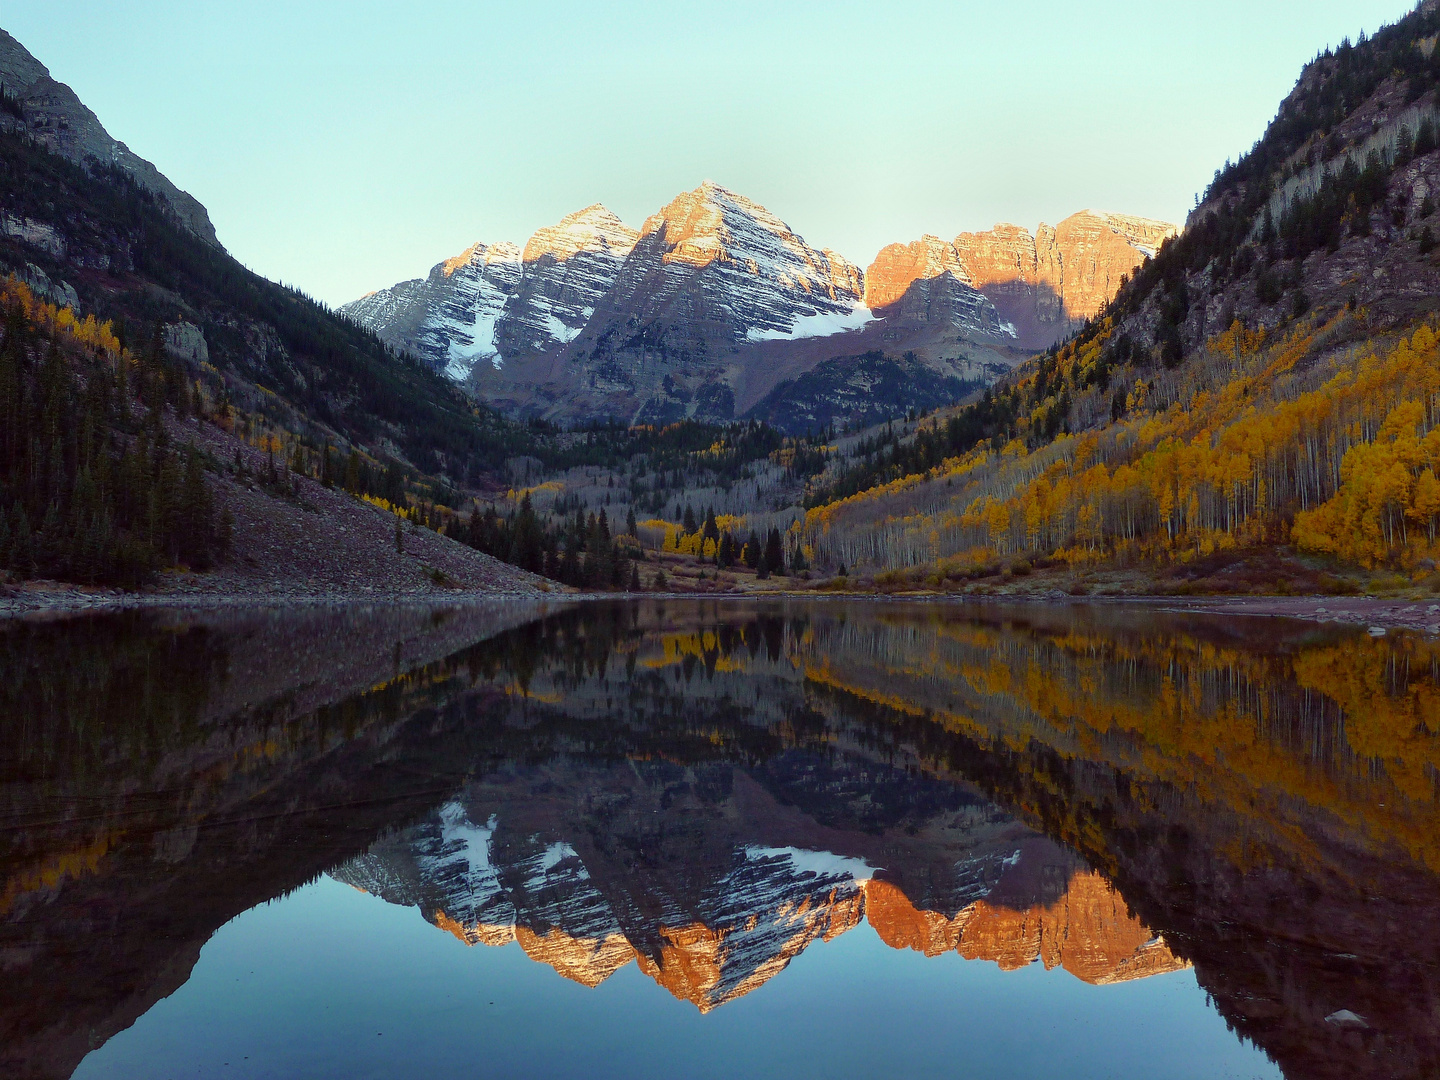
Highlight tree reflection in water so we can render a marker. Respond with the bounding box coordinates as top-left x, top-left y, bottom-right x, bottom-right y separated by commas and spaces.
1, 599, 1435, 1079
